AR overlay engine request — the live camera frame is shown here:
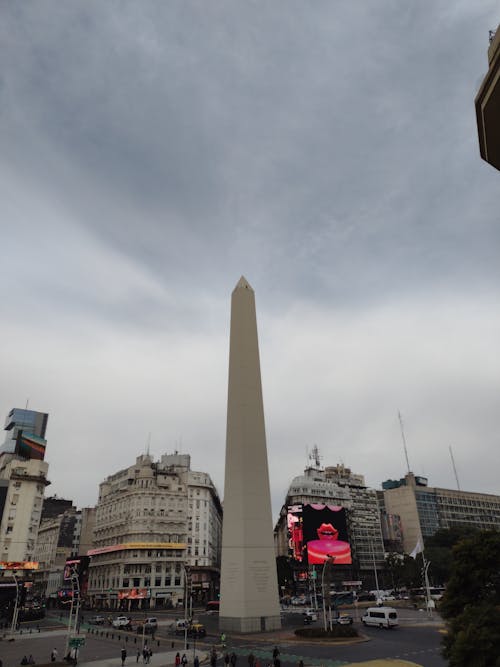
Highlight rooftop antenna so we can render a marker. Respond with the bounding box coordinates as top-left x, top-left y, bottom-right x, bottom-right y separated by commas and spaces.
146, 432, 151, 456
398, 410, 412, 474
449, 445, 461, 491
25, 398, 29, 410
309, 444, 322, 469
